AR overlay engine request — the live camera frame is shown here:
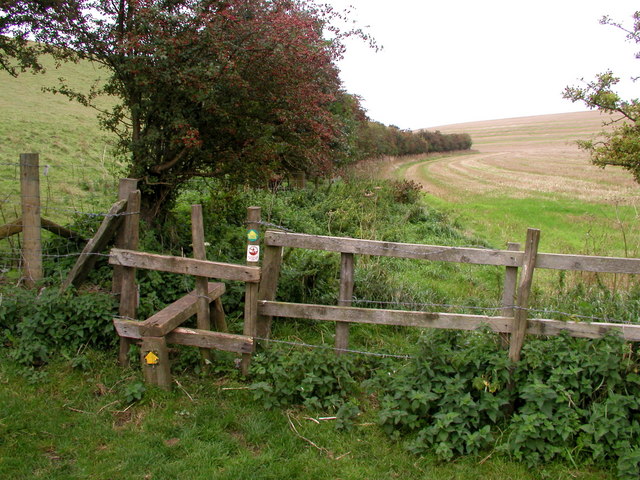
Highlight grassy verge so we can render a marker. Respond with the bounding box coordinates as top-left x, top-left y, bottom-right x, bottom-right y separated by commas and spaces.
0, 351, 612, 480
